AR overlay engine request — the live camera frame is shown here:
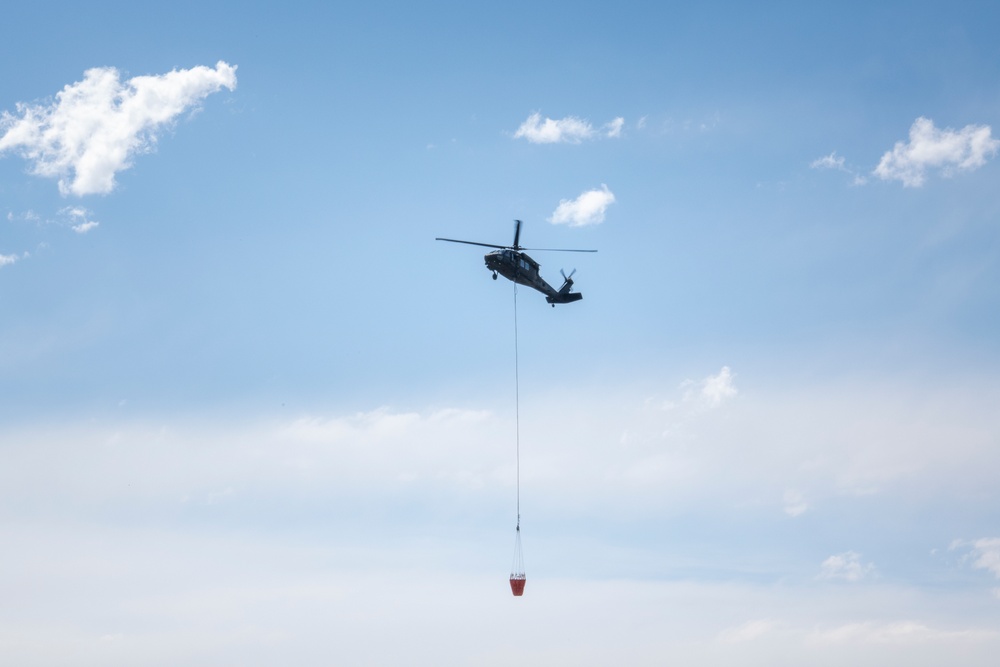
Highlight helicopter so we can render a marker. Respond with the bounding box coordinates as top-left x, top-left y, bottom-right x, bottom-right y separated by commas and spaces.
436, 219, 597, 306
